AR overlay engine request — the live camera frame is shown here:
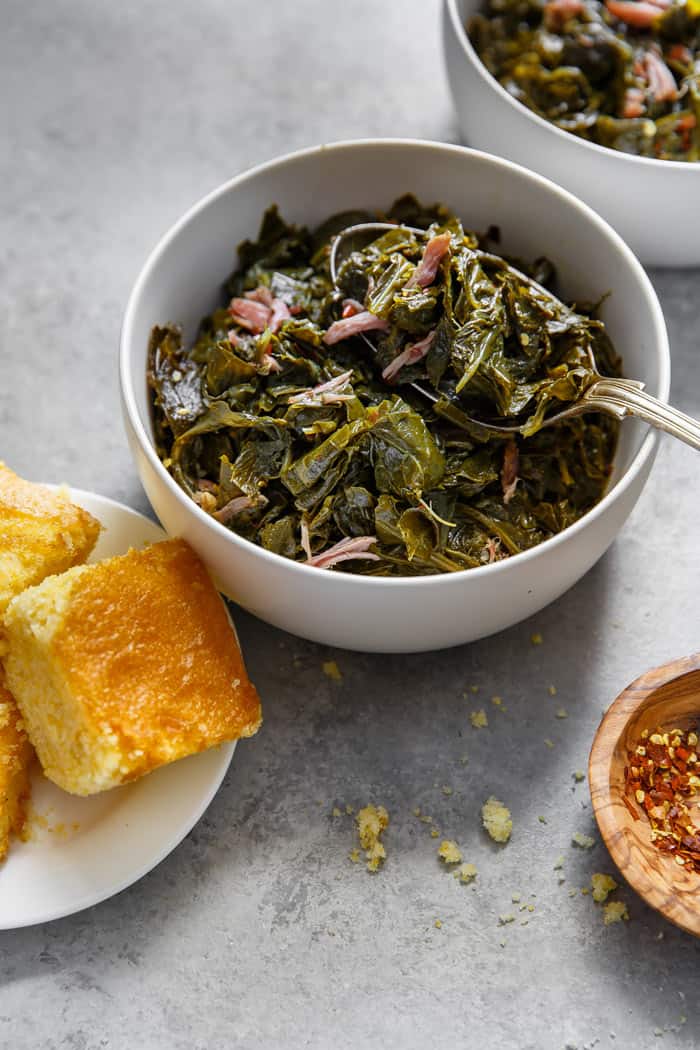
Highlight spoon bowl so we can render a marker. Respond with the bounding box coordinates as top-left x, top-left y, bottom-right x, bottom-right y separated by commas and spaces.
589, 654, 700, 938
